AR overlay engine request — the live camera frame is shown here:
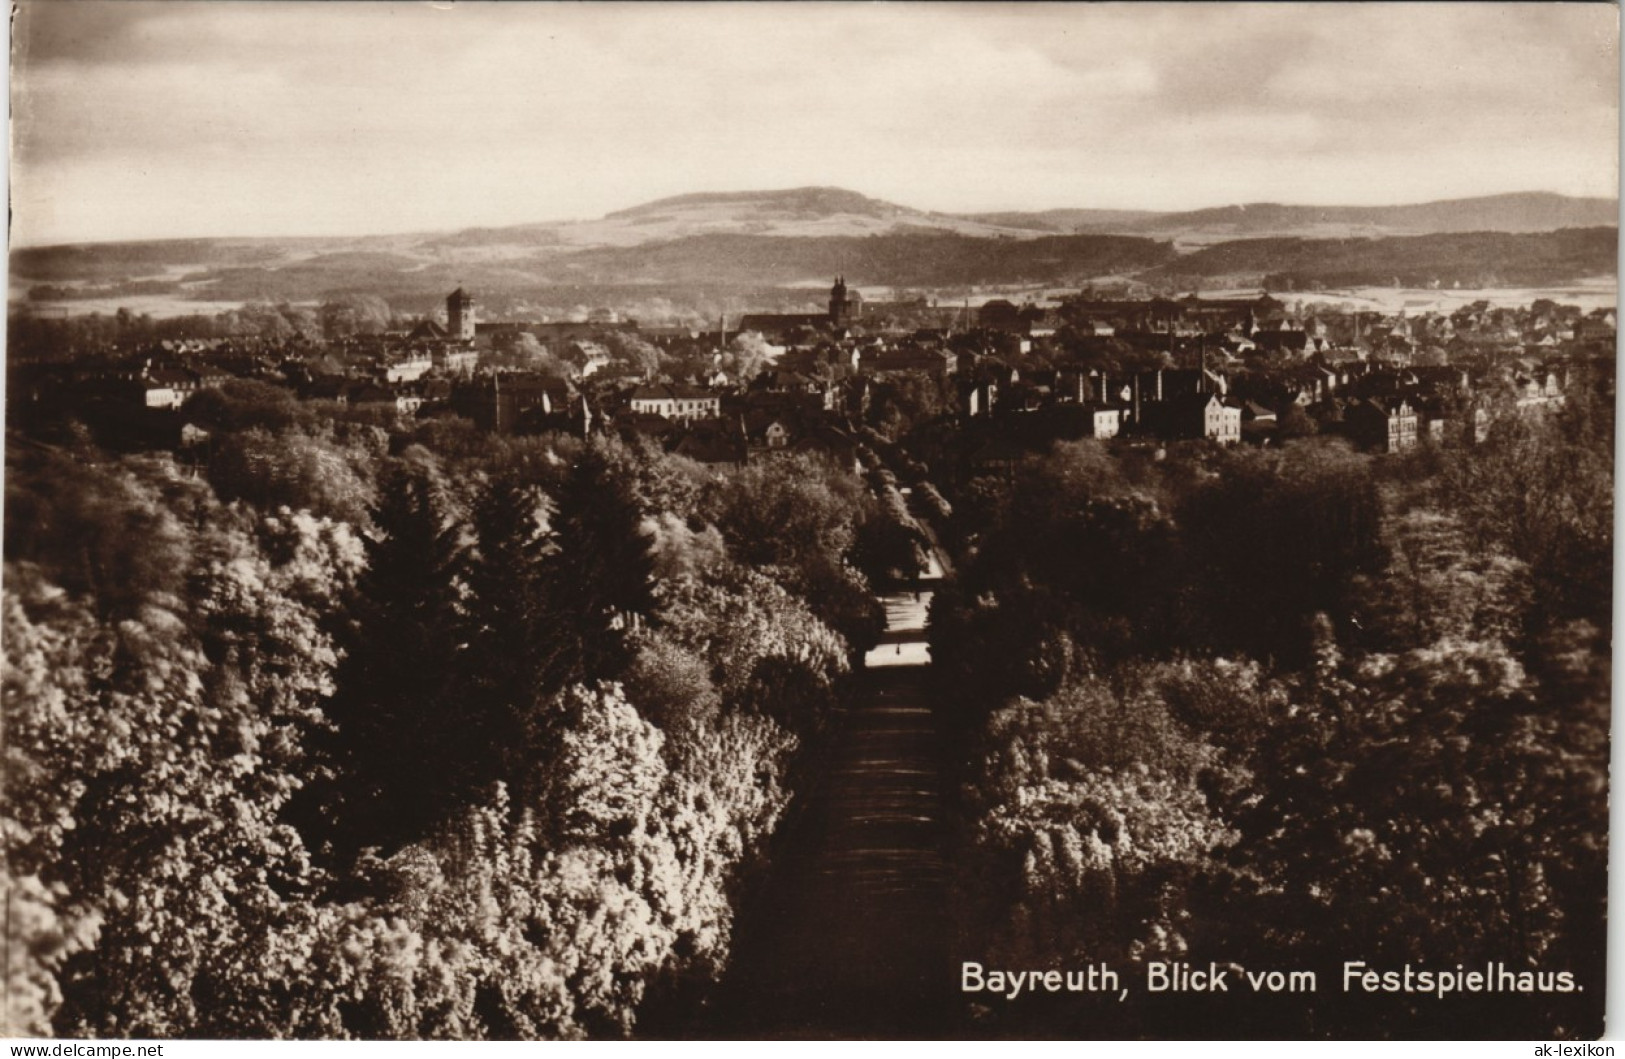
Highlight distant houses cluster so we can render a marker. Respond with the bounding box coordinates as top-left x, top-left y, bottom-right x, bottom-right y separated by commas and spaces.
10, 277, 1607, 465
